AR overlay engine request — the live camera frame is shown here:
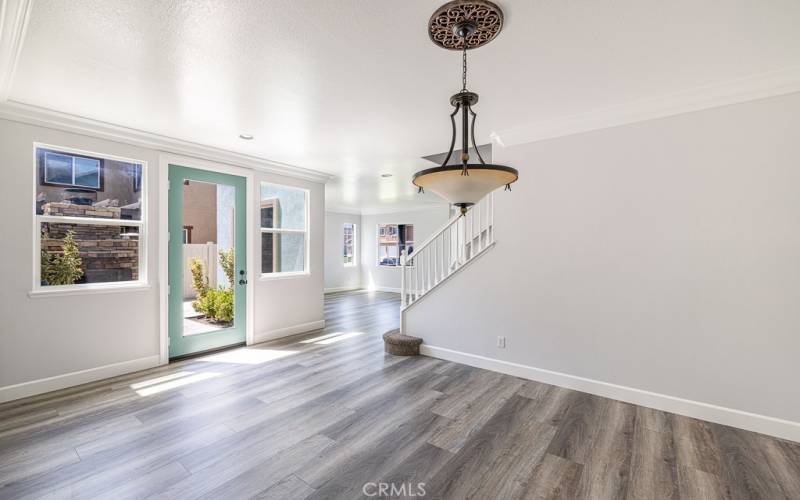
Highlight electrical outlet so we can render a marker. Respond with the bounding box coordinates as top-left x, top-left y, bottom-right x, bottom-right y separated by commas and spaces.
497, 336, 506, 349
